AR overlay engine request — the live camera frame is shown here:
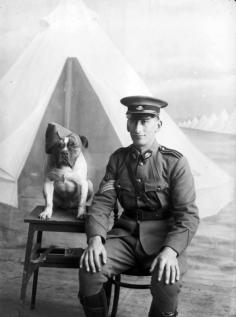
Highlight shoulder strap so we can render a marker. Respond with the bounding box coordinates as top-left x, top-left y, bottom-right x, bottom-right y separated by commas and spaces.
159, 145, 183, 159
